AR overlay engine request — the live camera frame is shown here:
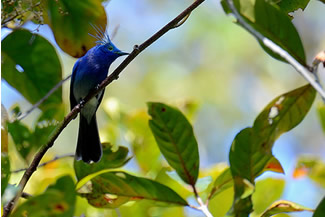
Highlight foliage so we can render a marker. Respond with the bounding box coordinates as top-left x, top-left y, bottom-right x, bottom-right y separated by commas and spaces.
1, 0, 324, 216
